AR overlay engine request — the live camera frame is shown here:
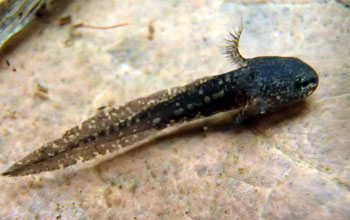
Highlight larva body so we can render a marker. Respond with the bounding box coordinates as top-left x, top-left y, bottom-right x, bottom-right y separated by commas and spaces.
2, 27, 318, 176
